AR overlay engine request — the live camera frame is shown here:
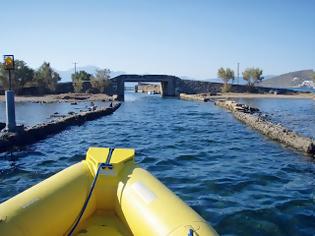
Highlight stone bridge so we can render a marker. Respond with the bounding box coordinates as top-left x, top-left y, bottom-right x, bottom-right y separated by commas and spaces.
109, 74, 294, 101
110, 75, 180, 101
